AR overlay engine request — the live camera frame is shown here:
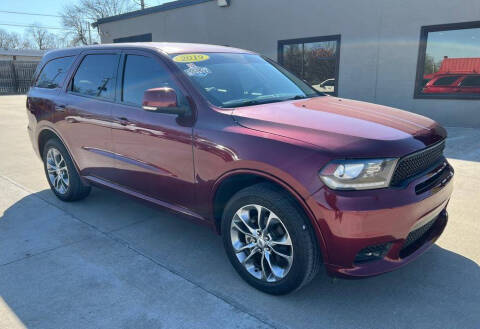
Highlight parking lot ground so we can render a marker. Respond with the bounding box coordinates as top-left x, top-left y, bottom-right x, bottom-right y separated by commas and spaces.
1, 95, 479, 329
